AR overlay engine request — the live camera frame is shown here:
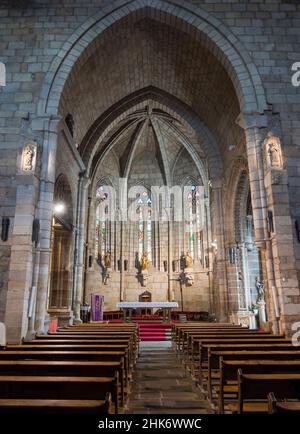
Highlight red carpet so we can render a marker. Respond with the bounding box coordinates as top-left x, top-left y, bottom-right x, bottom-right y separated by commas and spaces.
137, 322, 172, 341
